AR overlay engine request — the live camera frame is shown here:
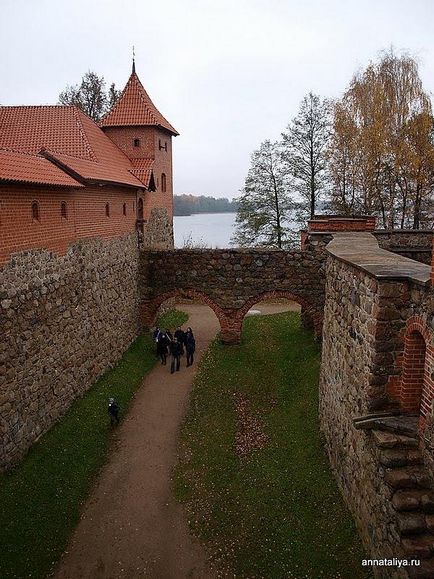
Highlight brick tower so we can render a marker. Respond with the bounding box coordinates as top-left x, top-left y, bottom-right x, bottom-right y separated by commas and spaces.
100, 61, 178, 245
